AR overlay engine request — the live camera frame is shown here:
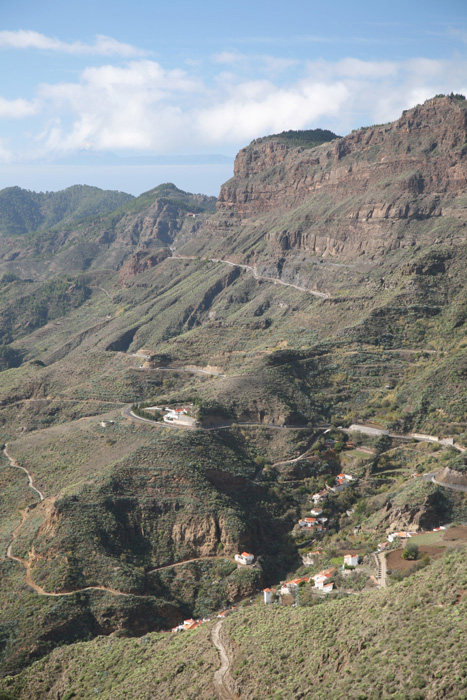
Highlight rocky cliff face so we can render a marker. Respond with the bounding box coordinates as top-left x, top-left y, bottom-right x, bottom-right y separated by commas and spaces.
209, 97, 467, 263
0, 186, 217, 278
118, 249, 170, 286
